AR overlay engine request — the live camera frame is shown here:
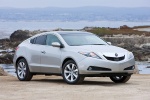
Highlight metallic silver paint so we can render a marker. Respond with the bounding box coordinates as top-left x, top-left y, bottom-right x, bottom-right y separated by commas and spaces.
13, 31, 135, 75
